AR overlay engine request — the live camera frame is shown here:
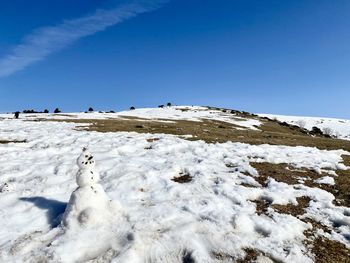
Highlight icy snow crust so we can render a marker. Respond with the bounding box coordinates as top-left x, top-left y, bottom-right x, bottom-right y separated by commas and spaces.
259, 113, 350, 141
0, 118, 349, 262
